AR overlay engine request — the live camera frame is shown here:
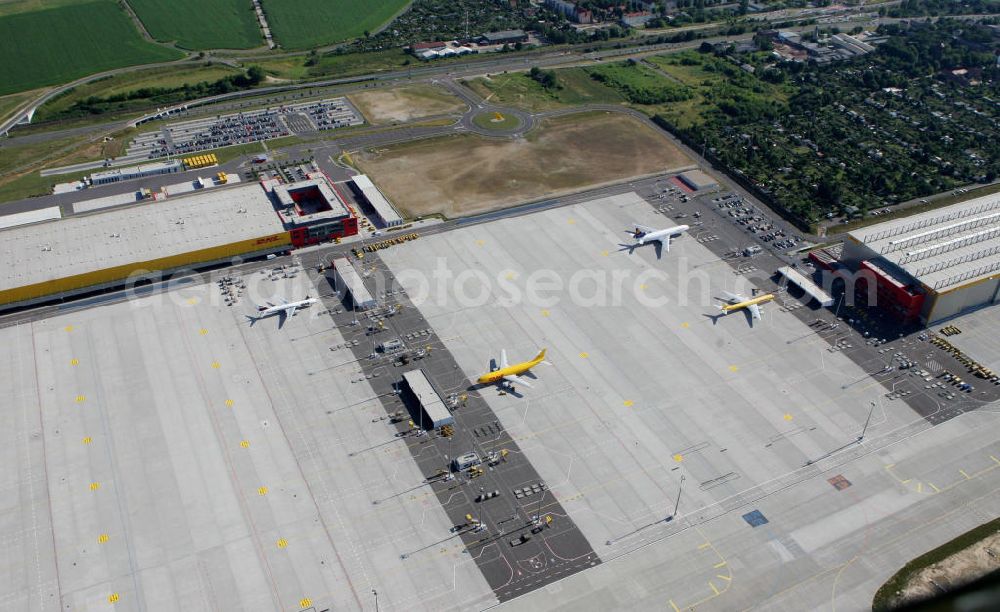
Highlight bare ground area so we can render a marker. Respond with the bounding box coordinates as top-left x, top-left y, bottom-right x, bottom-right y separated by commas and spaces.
348, 84, 467, 124
354, 111, 694, 218
896, 532, 1000, 607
